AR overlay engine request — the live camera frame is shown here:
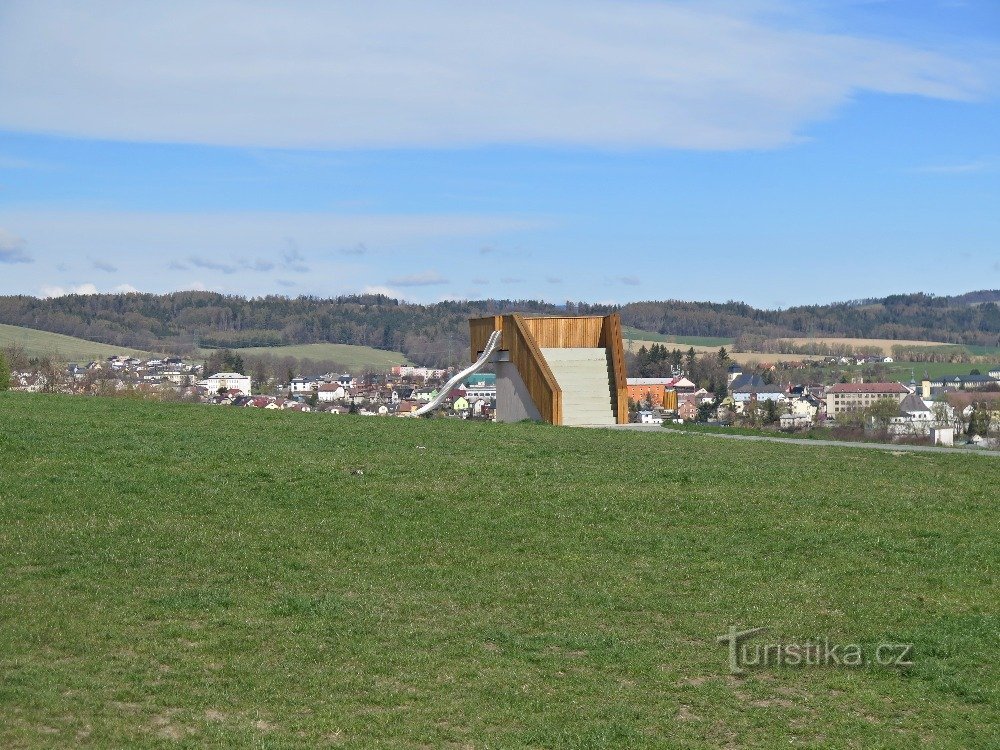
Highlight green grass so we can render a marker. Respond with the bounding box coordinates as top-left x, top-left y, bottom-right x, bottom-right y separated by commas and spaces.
807, 360, 1000, 382
963, 344, 1000, 356
622, 327, 734, 347
0, 394, 997, 748
204, 342, 411, 369
0, 323, 149, 361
